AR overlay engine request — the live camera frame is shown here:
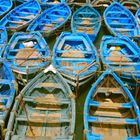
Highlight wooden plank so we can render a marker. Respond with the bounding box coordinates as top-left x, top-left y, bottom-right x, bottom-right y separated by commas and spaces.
16, 116, 70, 123
56, 50, 93, 54
96, 87, 122, 94
11, 135, 70, 140
89, 100, 132, 109
14, 15, 35, 20
61, 51, 85, 58
106, 56, 129, 62
109, 62, 138, 65
23, 97, 70, 105
110, 22, 134, 26
93, 110, 123, 117
35, 107, 61, 111
107, 17, 131, 20
88, 116, 137, 125
9, 20, 25, 24
114, 28, 134, 31
36, 83, 62, 88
